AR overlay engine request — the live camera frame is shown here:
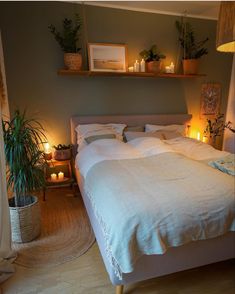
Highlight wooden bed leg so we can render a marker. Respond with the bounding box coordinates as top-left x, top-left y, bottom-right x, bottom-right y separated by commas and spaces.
116, 285, 124, 294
